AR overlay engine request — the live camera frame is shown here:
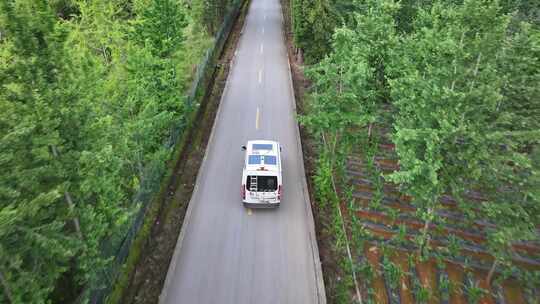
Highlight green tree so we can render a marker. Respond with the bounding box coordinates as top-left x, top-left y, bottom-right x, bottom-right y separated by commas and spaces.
192, 0, 232, 35
302, 0, 399, 138
481, 21, 540, 284
292, 0, 337, 63
387, 0, 511, 258
131, 0, 187, 58
0, 0, 80, 301
1, 0, 218, 302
